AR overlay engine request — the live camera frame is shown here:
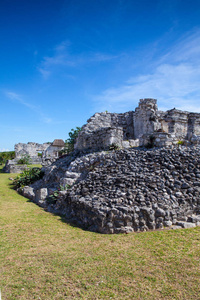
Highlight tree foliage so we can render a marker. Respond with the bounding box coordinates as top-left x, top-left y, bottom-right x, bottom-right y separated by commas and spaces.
66, 127, 82, 152
0, 151, 15, 164
60, 127, 82, 155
